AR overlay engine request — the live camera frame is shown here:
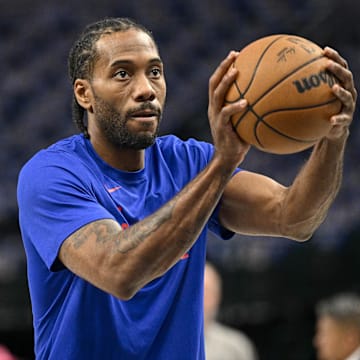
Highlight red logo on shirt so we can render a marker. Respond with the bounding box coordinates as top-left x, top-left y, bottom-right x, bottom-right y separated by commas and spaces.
106, 186, 122, 193
180, 252, 189, 260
